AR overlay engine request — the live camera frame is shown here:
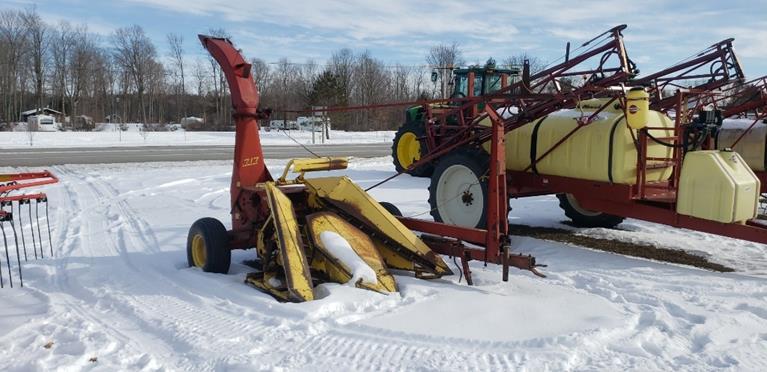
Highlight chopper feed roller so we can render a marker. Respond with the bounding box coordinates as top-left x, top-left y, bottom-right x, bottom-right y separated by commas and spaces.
0, 171, 58, 288
189, 35, 451, 302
